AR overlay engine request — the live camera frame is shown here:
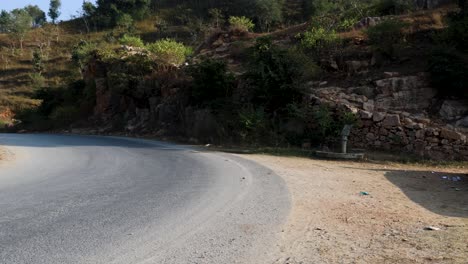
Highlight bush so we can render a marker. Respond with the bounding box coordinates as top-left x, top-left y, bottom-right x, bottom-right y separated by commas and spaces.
248, 37, 319, 113
301, 27, 339, 49
366, 20, 407, 57
188, 58, 235, 107
146, 39, 192, 66
427, 48, 468, 98
238, 106, 274, 145
71, 40, 97, 70
29, 72, 45, 90
300, 26, 340, 58
119, 34, 145, 48
228, 16, 255, 34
